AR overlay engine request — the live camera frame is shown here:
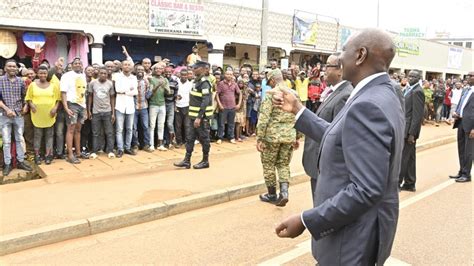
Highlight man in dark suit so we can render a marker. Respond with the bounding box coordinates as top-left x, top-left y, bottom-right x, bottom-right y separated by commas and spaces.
399, 70, 425, 192
303, 53, 353, 196
450, 71, 474, 183
273, 29, 404, 265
